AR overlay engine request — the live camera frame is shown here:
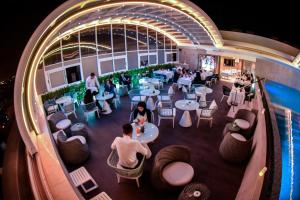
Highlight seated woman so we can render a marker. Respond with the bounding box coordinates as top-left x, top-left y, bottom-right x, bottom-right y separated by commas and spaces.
192, 71, 202, 84
104, 80, 116, 105
83, 89, 105, 112
133, 102, 152, 123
